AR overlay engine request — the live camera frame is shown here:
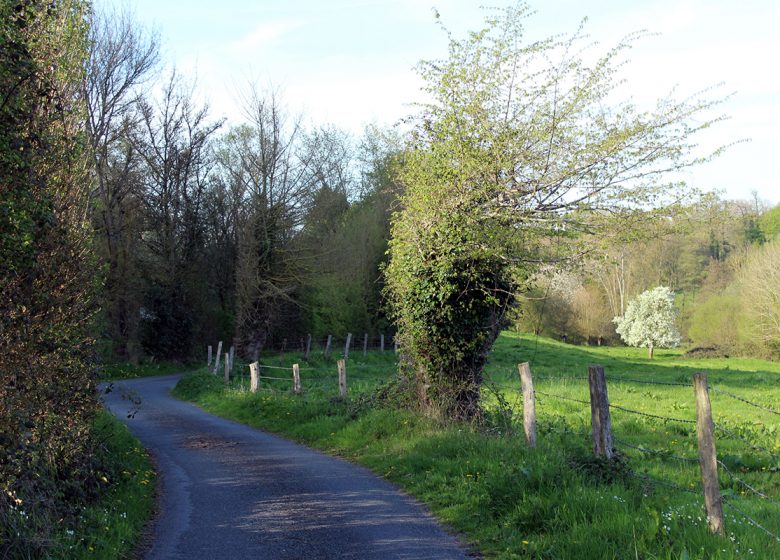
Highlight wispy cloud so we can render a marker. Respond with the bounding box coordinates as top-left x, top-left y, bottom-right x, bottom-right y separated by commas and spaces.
229, 20, 304, 53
